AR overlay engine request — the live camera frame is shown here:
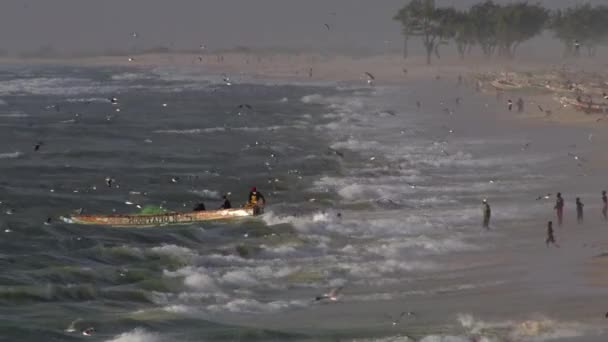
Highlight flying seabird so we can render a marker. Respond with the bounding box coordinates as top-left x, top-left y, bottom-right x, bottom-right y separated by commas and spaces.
315, 286, 343, 302
387, 311, 416, 326
536, 193, 551, 201
82, 327, 95, 336
327, 148, 344, 158
222, 74, 232, 86
64, 318, 82, 333
324, 23, 331, 31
